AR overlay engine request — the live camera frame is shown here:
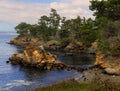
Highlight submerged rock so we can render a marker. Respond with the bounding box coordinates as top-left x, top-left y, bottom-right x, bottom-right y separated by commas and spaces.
9, 45, 68, 70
